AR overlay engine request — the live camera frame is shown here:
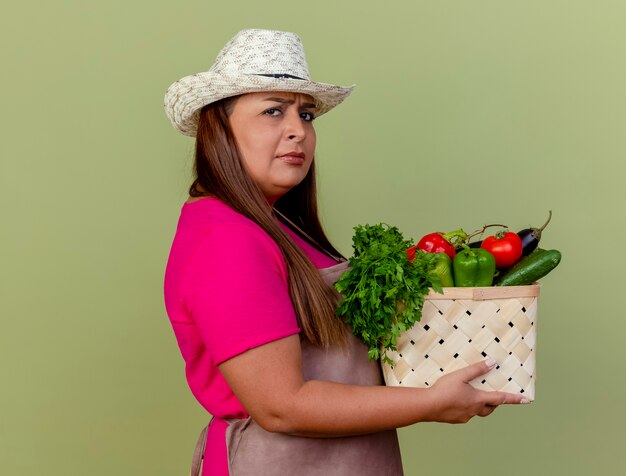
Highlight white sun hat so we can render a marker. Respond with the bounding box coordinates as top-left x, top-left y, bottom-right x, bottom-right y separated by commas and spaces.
164, 29, 355, 137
